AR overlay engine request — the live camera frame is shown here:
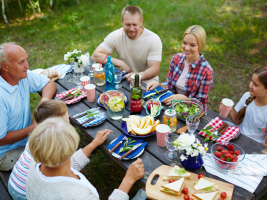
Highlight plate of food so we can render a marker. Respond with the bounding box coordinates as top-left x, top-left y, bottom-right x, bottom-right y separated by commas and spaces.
56, 88, 87, 104
97, 90, 128, 108
174, 99, 203, 121
109, 137, 145, 160
121, 115, 160, 138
